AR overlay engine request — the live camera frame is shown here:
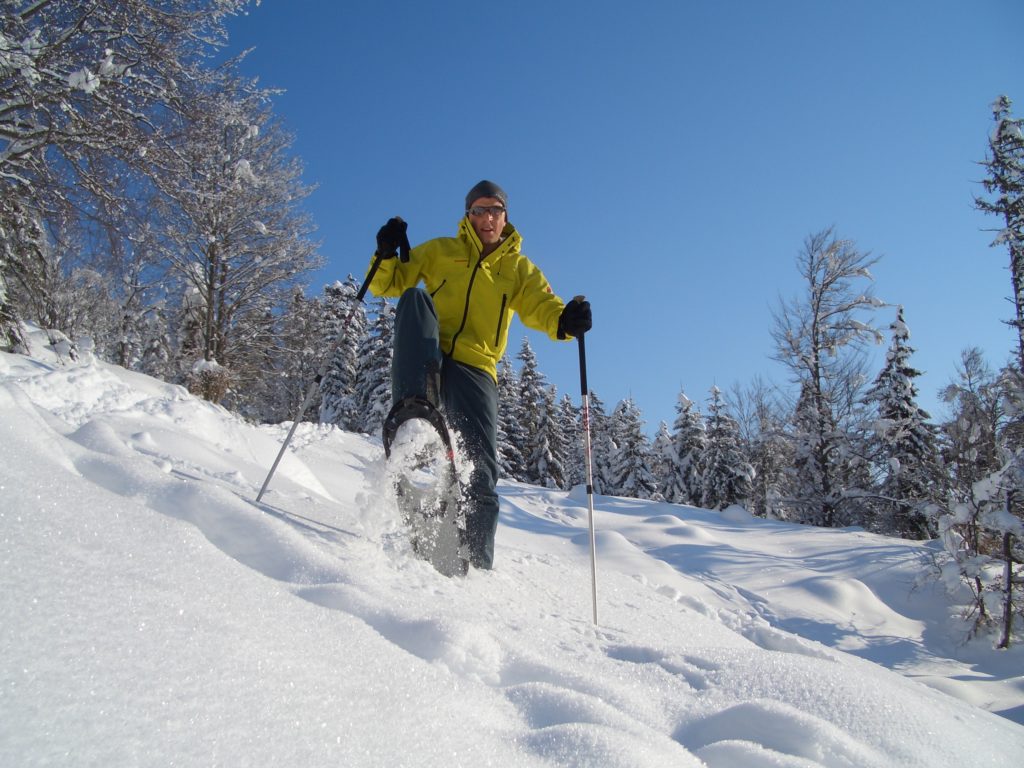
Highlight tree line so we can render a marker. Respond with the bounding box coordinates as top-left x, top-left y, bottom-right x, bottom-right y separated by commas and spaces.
1, 2, 1020, 646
